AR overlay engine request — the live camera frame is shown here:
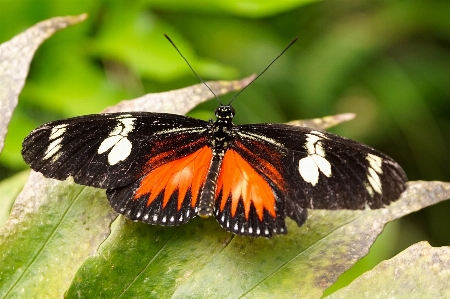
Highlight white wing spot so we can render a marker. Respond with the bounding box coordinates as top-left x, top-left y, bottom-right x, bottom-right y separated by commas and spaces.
179, 215, 183, 221
108, 138, 132, 165
221, 215, 225, 222
153, 215, 158, 221
162, 216, 167, 223
109, 116, 136, 137
170, 216, 175, 222
98, 117, 136, 165
98, 135, 122, 154
305, 134, 320, 154
241, 227, 245, 233
49, 124, 68, 140
367, 154, 383, 174
313, 155, 332, 177
136, 212, 141, 218
43, 124, 69, 160
365, 182, 375, 197
144, 214, 149, 220
98, 136, 133, 165
256, 228, 261, 235
234, 223, 238, 231
367, 167, 382, 194
315, 142, 326, 157
299, 157, 319, 185
43, 138, 63, 160
366, 154, 383, 195
298, 134, 332, 186
264, 229, 269, 235
249, 227, 253, 234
